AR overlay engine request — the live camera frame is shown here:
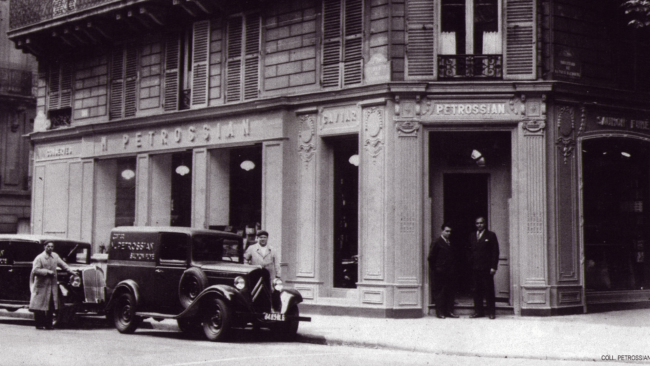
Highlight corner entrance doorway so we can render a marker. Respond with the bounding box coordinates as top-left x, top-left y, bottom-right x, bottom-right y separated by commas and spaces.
443, 173, 489, 296
429, 130, 512, 308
